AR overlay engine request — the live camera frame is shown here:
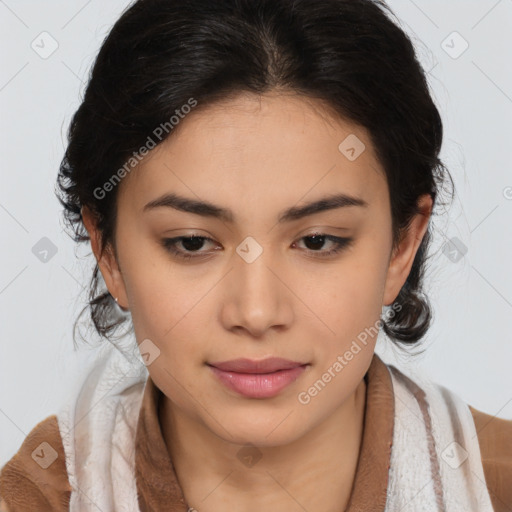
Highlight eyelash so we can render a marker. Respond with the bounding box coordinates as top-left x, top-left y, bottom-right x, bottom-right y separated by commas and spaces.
161, 233, 354, 261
